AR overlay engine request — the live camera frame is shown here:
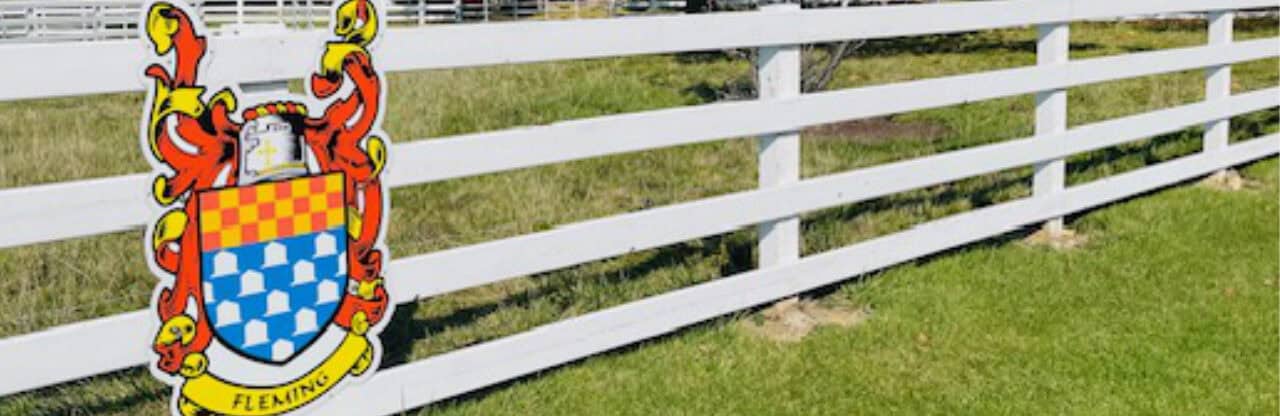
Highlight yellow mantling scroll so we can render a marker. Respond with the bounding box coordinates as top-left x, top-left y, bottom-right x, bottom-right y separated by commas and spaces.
179, 334, 371, 415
